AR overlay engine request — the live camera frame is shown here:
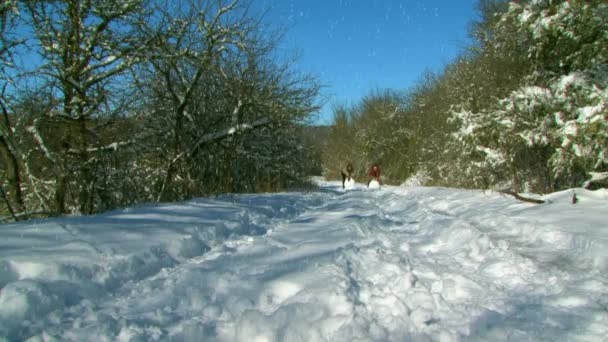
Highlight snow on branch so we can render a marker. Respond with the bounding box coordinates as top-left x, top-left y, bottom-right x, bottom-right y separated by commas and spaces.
583, 172, 608, 190
162, 116, 272, 168
67, 140, 135, 154
202, 0, 240, 34
189, 117, 271, 157
26, 119, 57, 164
